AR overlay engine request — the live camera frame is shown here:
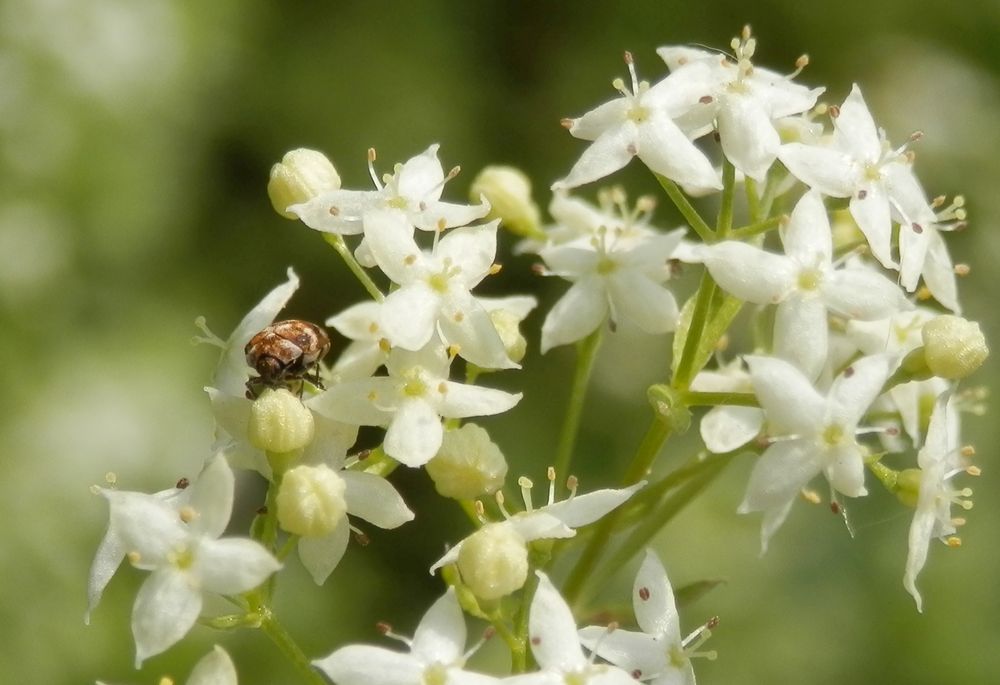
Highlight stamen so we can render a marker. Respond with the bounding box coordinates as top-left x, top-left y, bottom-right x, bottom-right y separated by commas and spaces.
565, 475, 579, 500
547, 466, 557, 506
474, 499, 487, 523
560, 117, 574, 129
191, 316, 226, 348
378, 622, 414, 648
367, 148, 383, 190
518, 476, 534, 512
495, 491, 512, 519
624, 51, 640, 96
